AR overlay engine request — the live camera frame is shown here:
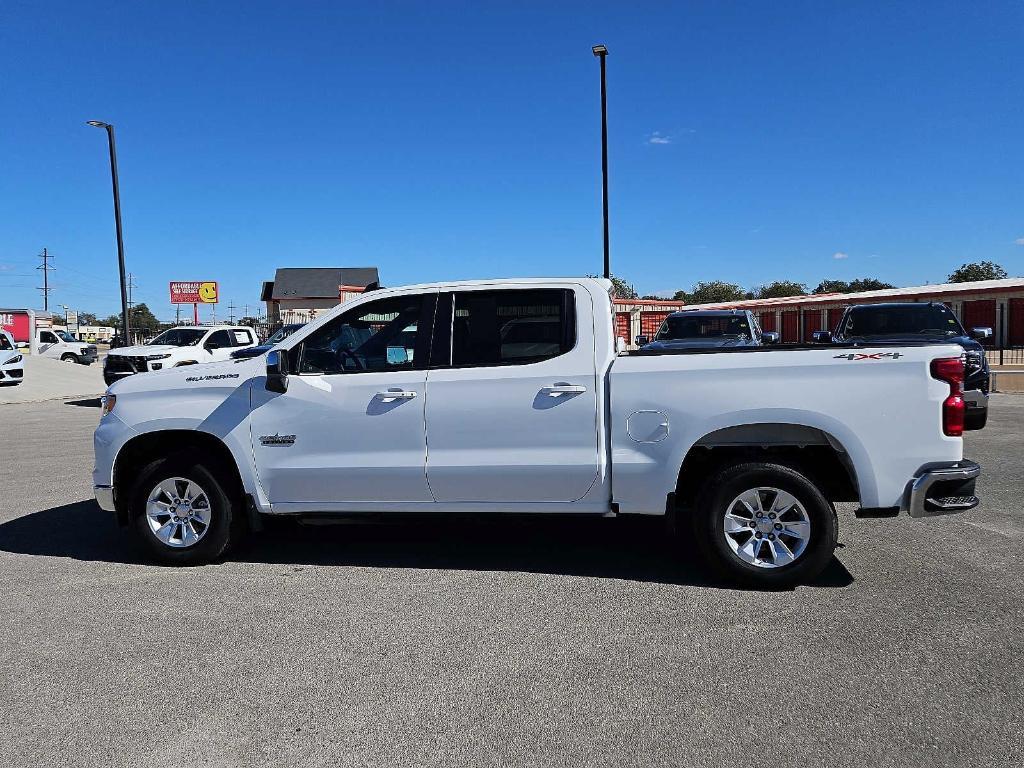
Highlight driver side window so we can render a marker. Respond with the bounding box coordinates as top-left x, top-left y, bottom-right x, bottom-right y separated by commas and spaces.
296, 294, 427, 375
